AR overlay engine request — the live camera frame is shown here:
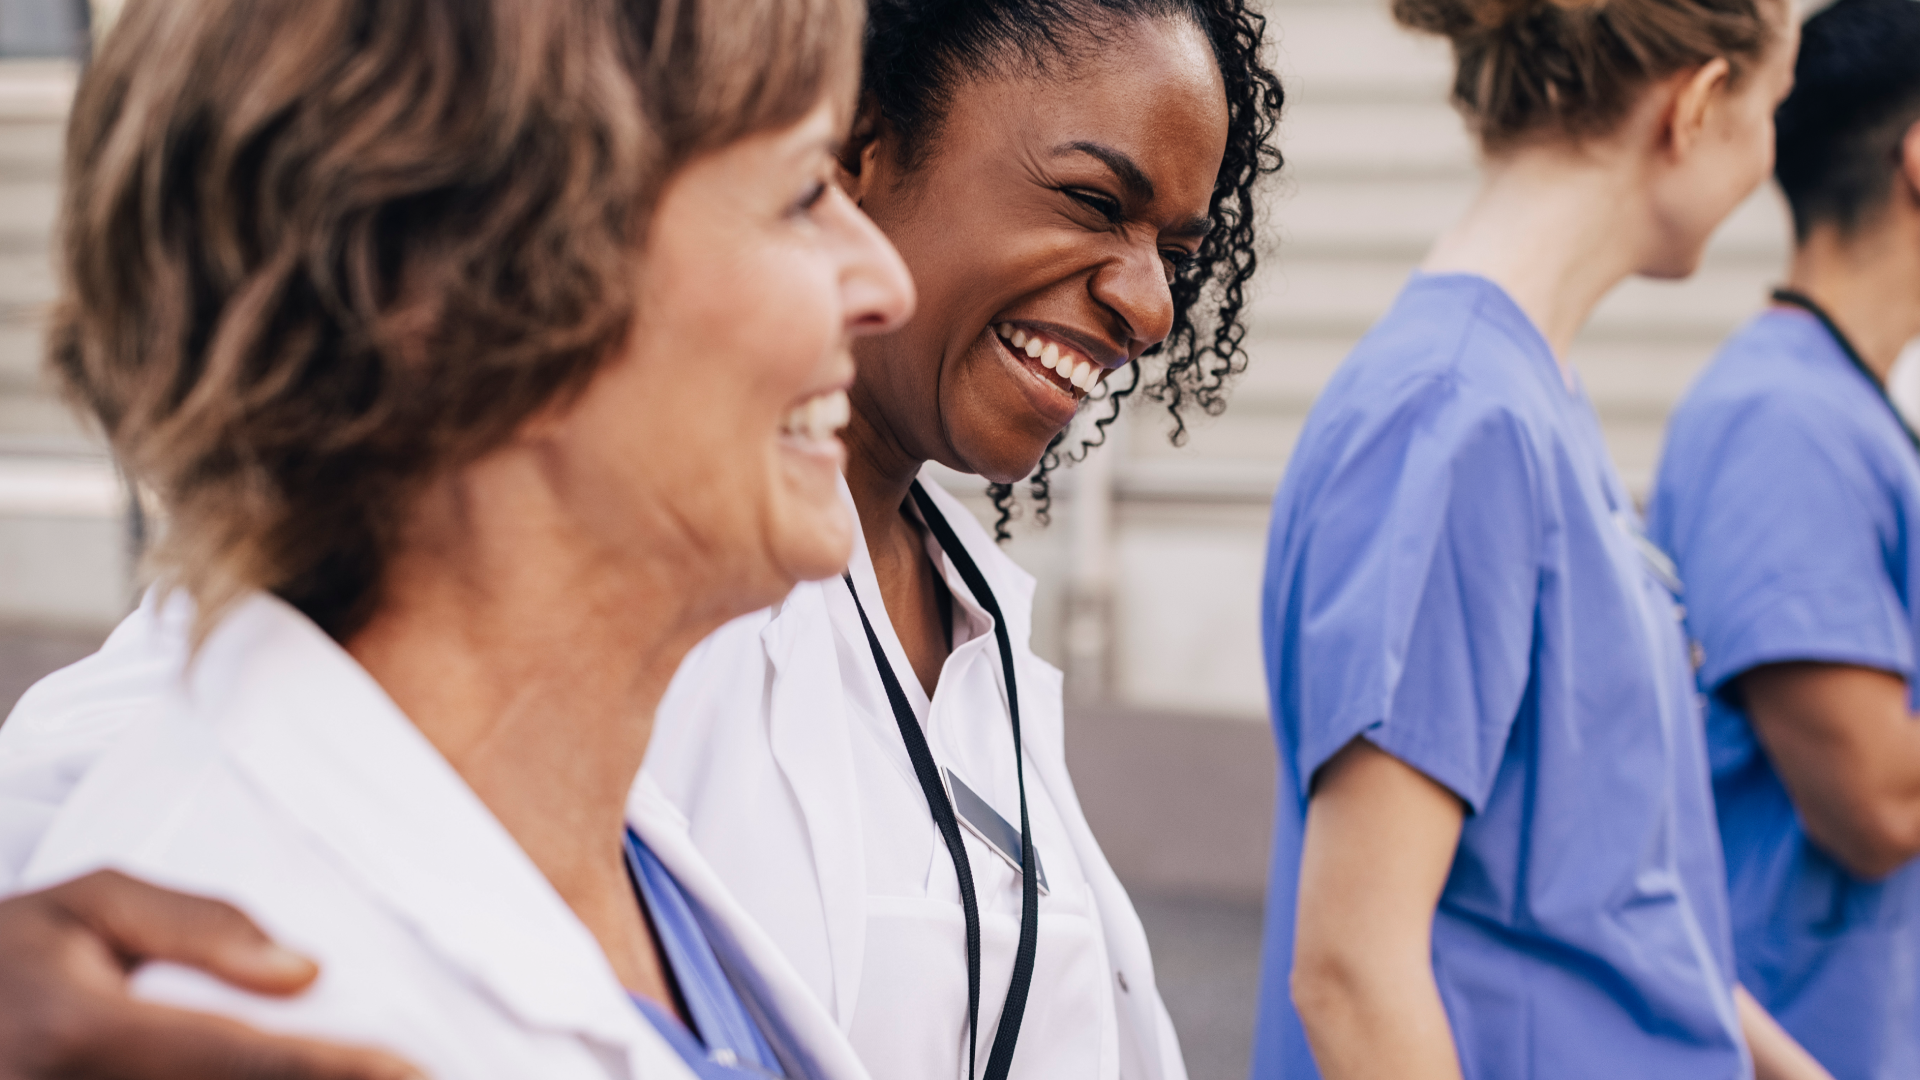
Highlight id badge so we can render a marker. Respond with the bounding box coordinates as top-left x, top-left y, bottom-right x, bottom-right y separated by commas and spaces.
943, 767, 1048, 895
